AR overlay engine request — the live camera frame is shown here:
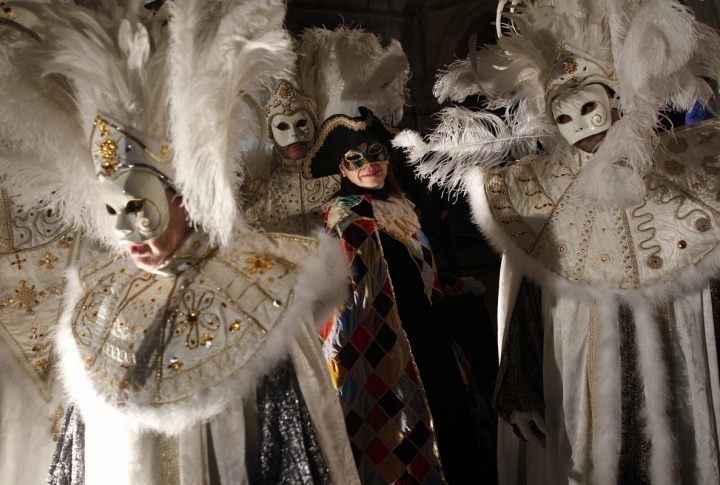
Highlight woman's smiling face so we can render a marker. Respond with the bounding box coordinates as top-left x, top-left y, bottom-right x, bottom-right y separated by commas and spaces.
338, 141, 389, 190
340, 161, 388, 190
